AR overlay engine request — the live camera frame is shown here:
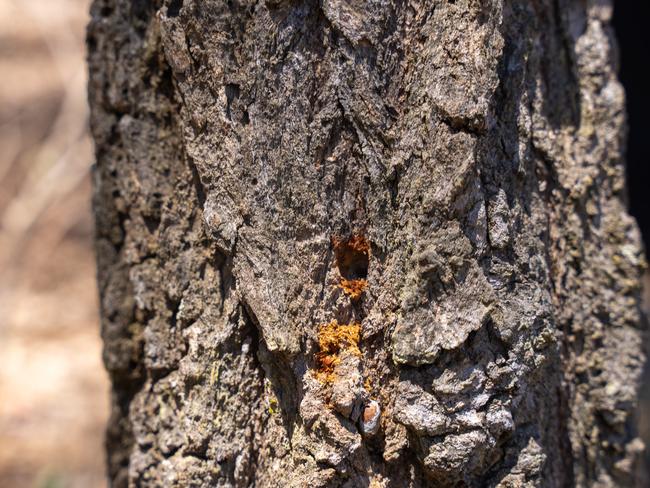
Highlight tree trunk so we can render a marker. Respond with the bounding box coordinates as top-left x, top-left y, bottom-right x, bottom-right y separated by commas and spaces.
88, 0, 646, 486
